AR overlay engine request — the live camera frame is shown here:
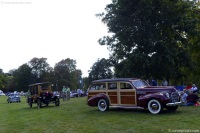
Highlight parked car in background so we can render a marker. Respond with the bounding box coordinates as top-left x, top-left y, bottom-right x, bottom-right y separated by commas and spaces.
6, 92, 11, 96
81, 90, 87, 97
87, 78, 181, 114
53, 91, 60, 97
70, 91, 78, 98
0, 90, 5, 96
7, 93, 21, 103
0, 92, 5, 96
